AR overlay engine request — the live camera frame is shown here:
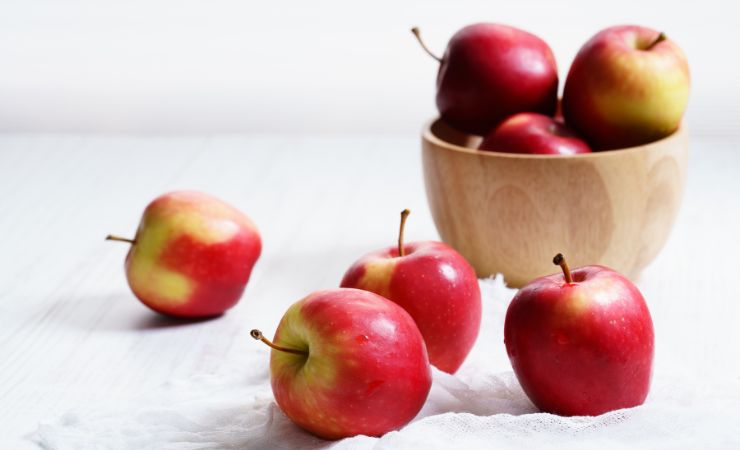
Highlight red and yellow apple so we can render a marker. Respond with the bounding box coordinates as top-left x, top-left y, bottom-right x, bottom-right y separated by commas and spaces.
479, 112, 591, 155
504, 254, 654, 416
412, 23, 558, 135
562, 25, 690, 150
254, 288, 432, 439
107, 191, 261, 318
340, 210, 481, 374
